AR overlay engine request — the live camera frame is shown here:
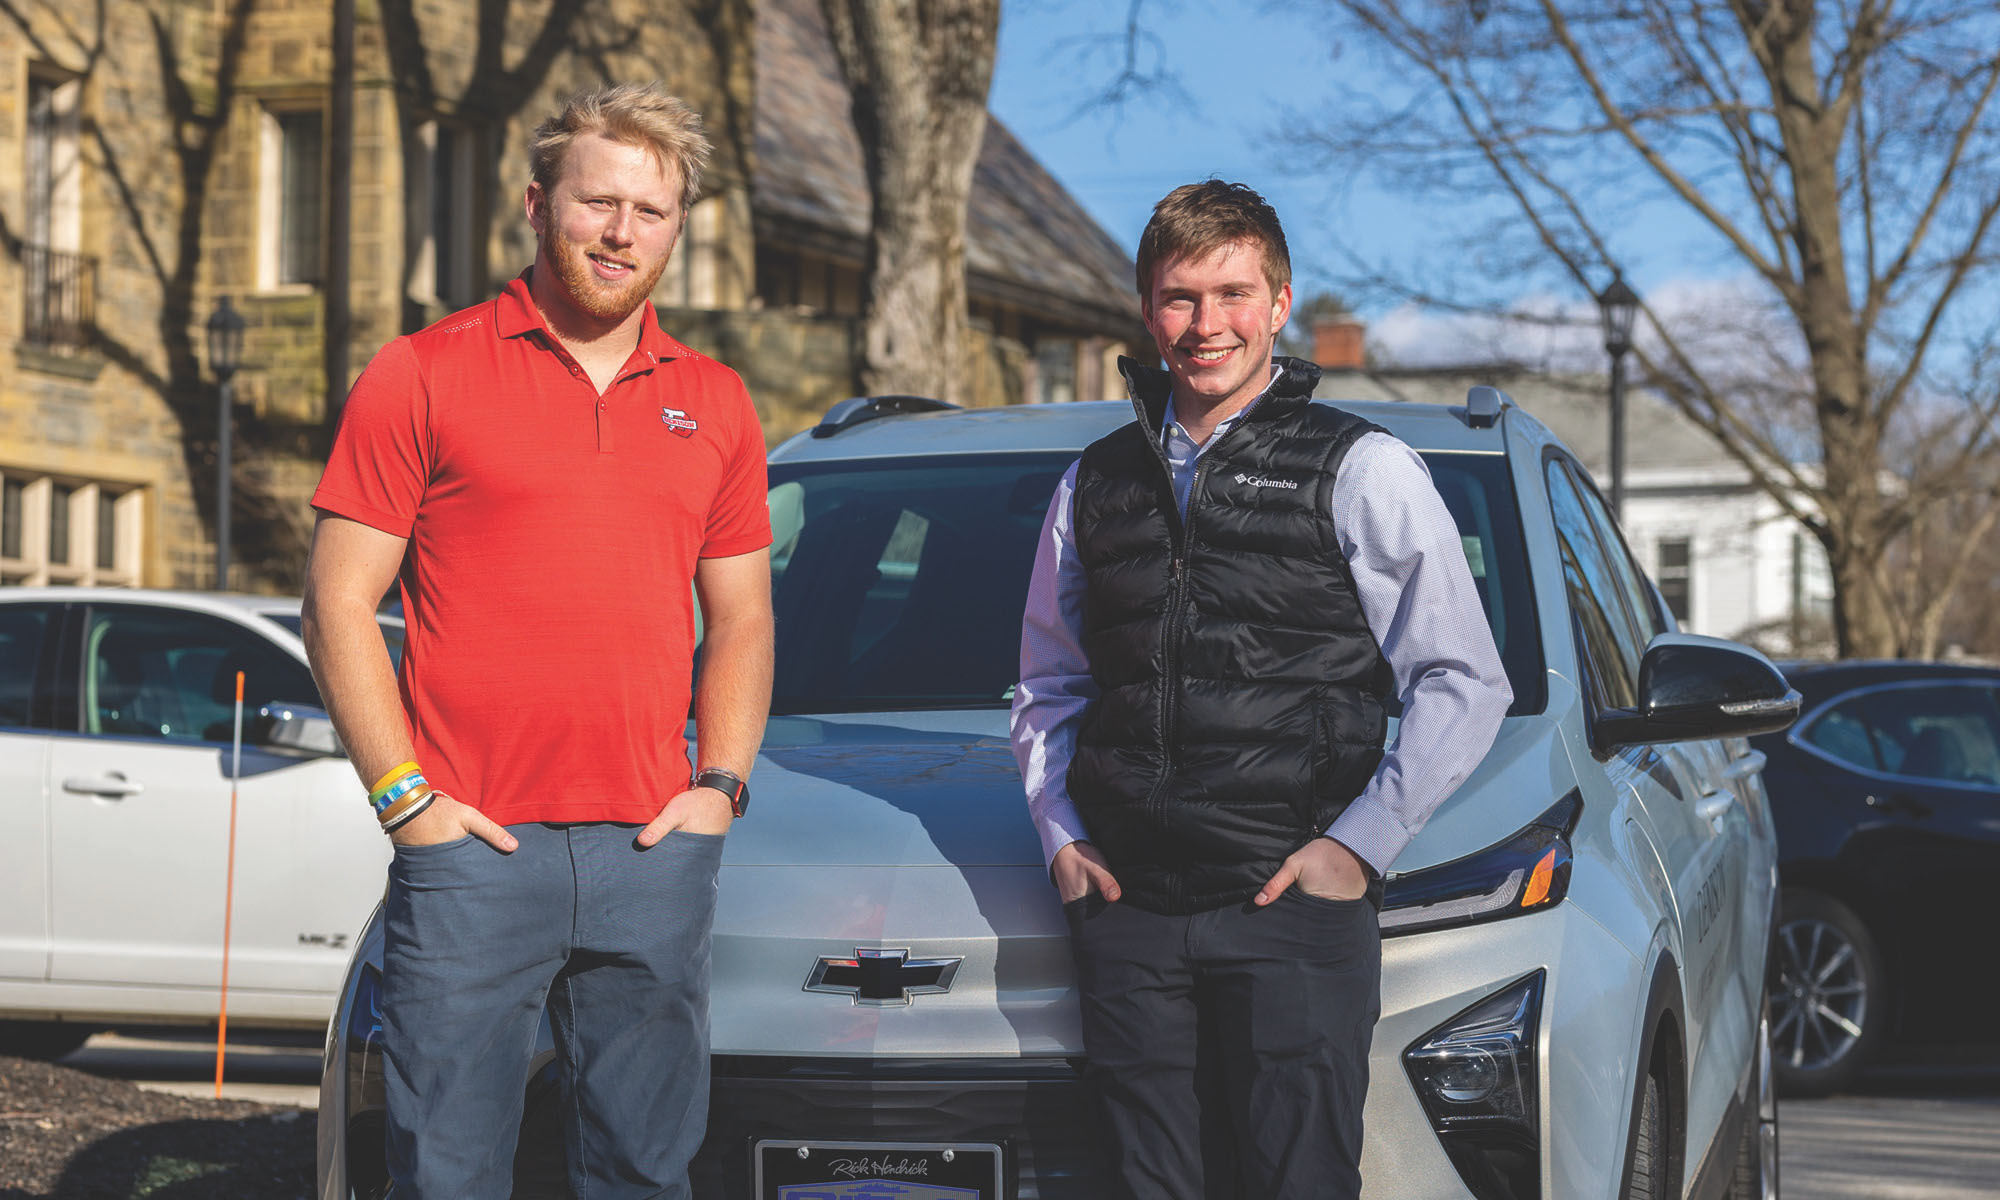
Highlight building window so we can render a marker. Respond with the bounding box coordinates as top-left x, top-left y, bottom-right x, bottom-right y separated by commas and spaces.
22, 69, 93, 352
411, 119, 483, 310
0, 471, 142, 587
657, 196, 725, 309
259, 107, 324, 289
1035, 339, 1078, 404
1656, 536, 1692, 623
